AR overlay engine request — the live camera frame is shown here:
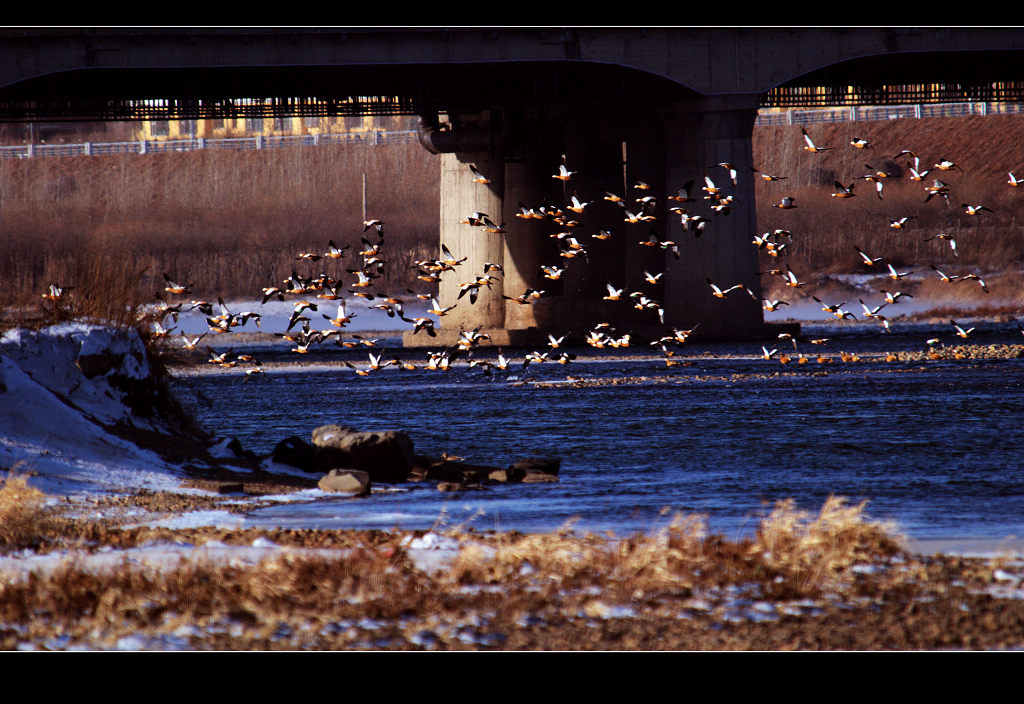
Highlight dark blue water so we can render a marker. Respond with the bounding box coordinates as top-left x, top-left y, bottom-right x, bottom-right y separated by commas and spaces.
171, 321, 1024, 541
